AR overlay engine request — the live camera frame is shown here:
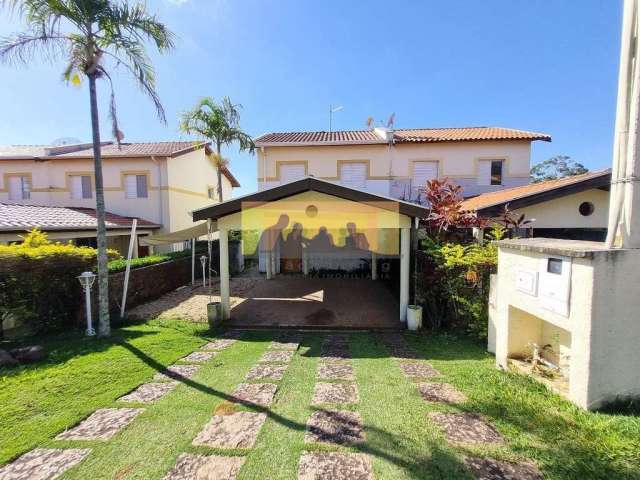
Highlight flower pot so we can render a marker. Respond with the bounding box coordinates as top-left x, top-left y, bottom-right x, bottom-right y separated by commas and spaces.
407, 305, 423, 331
207, 302, 222, 328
